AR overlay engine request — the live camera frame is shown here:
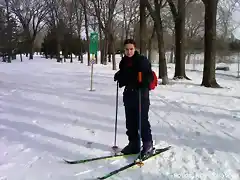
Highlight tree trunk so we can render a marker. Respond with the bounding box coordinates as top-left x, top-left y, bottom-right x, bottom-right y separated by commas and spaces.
170, 46, 174, 63
20, 53, 23, 62
74, 0, 83, 63
109, 33, 116, 70
70, 53, 73, 63
83, 0, 90, 66
79, 38, 83, 63
140, 0, 147, 56
201, 0, 220, 88
56, 27, 62, 63
102, 37, 108, 65
112, 51, 116, 70
186, 52, 191, 64
108, 53, 111, 62
145, 0, 169, 85
148, 26, 155, 62
121, 7, 125, 58
157, 36, 168, 85
29, 39, 34, 60
173, 0, 190, 80
170, 31, 175, 64
108, 37, 111, 62
156, 18, 168, 85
